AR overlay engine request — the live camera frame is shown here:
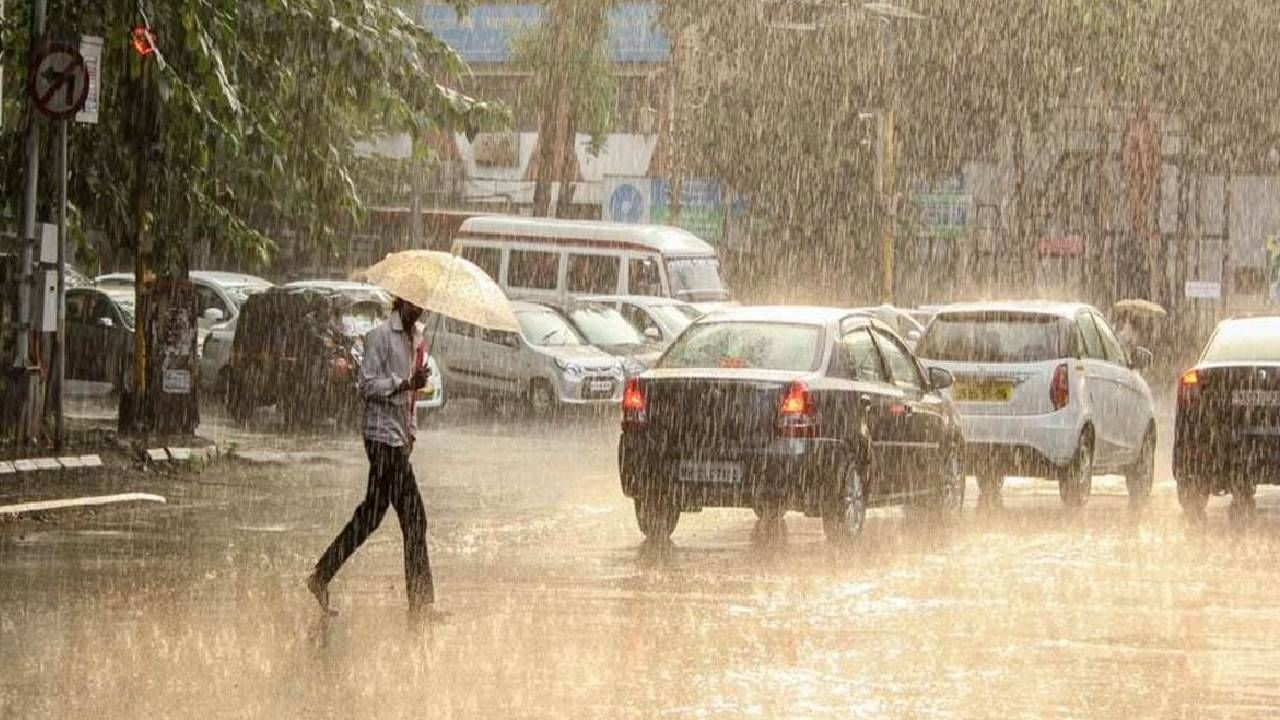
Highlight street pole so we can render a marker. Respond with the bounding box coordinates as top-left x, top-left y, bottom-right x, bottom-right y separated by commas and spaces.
54, 120, 67, 450
15, 0, 48, 445
878, 110, 897, 305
